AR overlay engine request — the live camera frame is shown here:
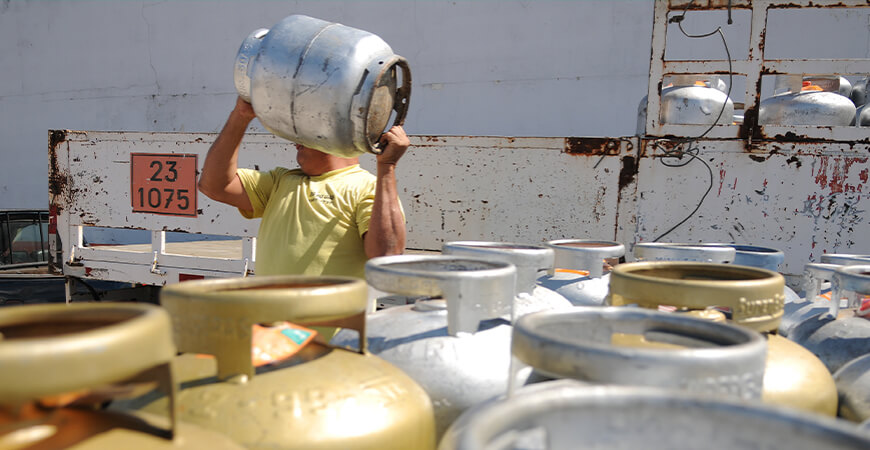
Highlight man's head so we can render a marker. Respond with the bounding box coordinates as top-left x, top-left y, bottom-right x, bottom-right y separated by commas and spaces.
295, 143, 359, 176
